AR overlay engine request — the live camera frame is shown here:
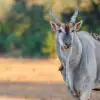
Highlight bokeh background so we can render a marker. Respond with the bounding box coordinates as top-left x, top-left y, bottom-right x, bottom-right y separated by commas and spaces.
0, 0, 100, 100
